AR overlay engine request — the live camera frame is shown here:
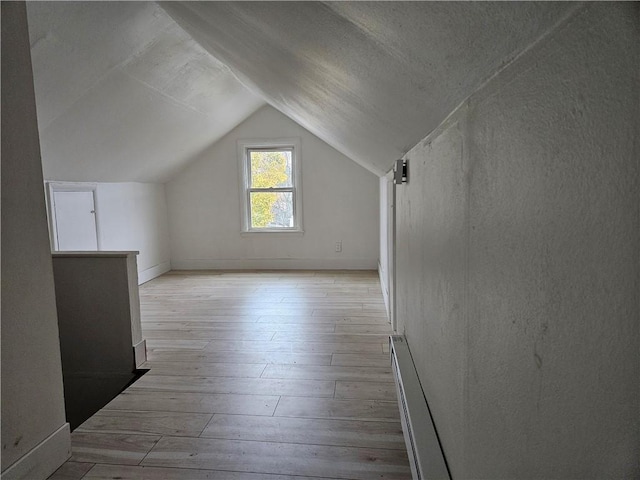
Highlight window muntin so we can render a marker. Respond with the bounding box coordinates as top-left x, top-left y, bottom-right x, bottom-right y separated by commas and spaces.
239, 140, 302, 232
